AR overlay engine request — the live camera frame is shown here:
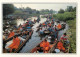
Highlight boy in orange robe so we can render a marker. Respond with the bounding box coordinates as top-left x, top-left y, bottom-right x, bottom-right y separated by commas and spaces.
57, 24, 62, 29
8, 35, 20, 52
56, 41, 65, 52
8, 30, 15, 38
40, 39, 50, 53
